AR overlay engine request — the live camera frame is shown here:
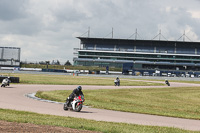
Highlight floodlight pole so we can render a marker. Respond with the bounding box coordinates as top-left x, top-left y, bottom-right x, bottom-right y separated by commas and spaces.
88, 27, 90, 38
135, 28, 137, 40
112, 27, 113, 38
159, 30, 161, 41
